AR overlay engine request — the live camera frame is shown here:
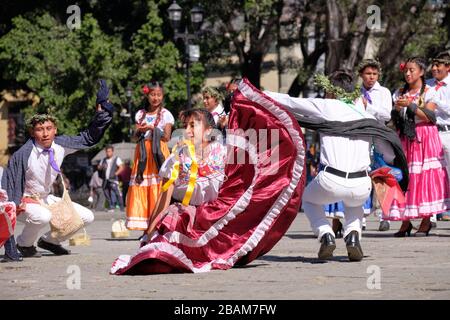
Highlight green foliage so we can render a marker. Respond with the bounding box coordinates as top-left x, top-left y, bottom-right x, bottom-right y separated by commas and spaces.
0, 0, 205, 149
313, 74, 361, 103
0, 12, 130, 145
